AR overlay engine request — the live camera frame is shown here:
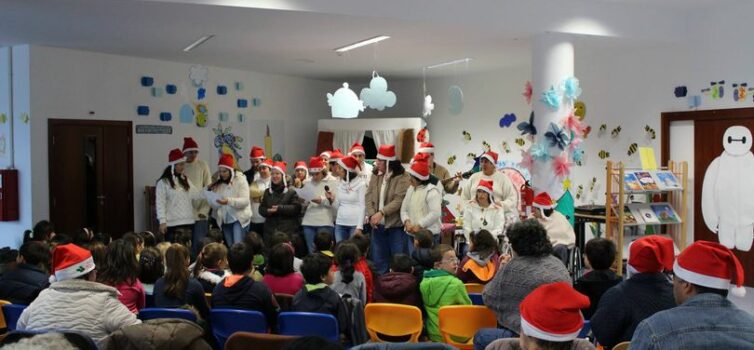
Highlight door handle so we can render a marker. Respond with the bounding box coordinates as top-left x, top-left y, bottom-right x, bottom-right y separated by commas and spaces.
97, 195, 106, 199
